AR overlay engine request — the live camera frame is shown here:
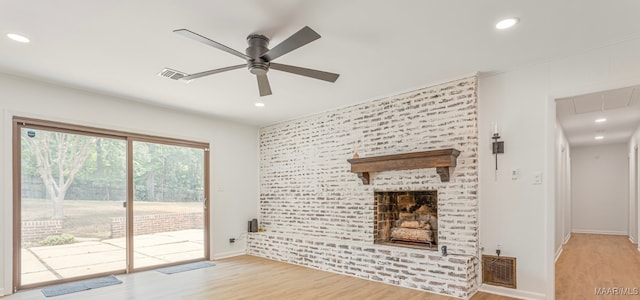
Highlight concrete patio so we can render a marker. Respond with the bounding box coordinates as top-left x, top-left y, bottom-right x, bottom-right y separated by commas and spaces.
21, 229, 204, 286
